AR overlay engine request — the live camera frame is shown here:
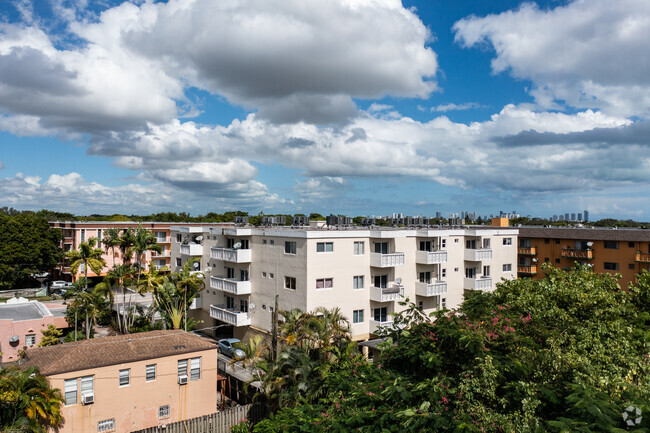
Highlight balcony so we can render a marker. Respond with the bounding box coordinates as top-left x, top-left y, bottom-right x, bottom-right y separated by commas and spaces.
465, 277, 493, 291
517, 247, 537, 255
415, 250, 448, 265
415, 281, 447, 297
636, 252, 650, 263
369, 285, 404, 302
210, 304, 251, 327
370, 252, 405, 268
561, 248, 593, 259
211, 247, 252, 263
151, 250, 170, 258
464, 249, 493, 261
369, 320, 394, 335
210, 276, 252, 295
517, 265, 537, 275
180, 243, 203, 256
155, 237, 170, 243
